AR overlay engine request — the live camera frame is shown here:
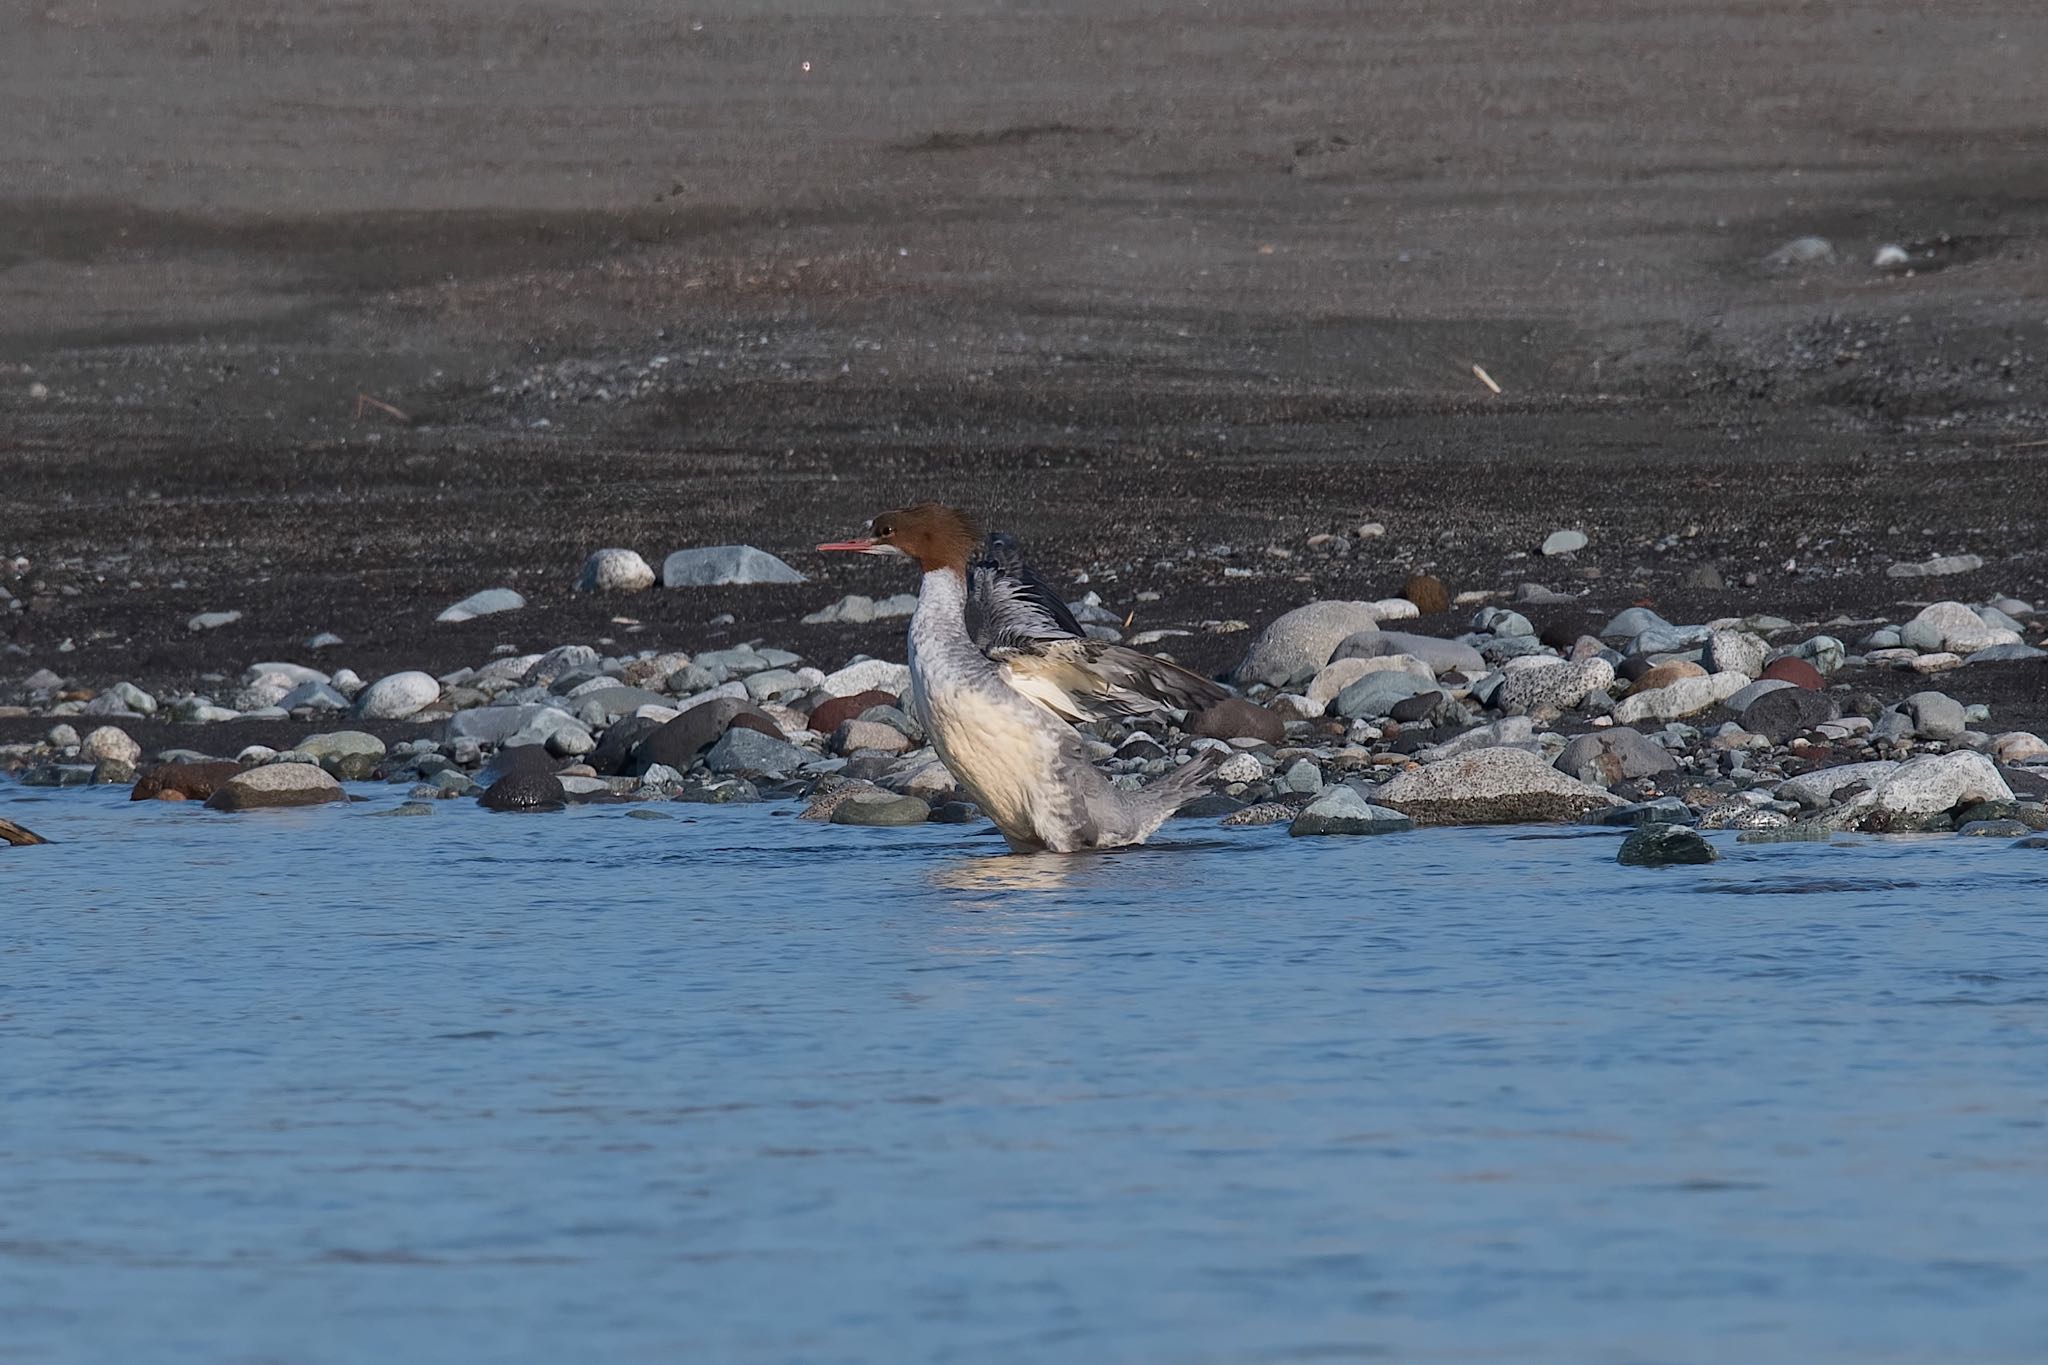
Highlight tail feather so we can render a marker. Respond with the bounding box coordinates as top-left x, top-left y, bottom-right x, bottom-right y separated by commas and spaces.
1129, 747, 1226, 841
1091, 644, 1231, 714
